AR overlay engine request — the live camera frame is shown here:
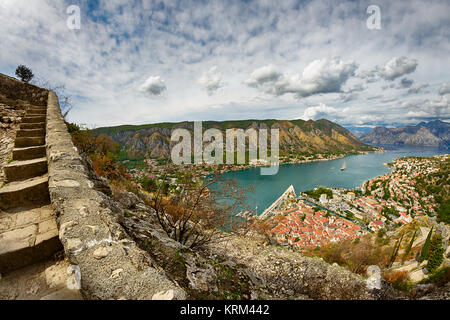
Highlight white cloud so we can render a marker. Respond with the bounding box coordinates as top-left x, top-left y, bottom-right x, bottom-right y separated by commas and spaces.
197, 66, 223, 95
380, 57, 418, 81
246, 58, 358, 98
299, 103, 339, 121
0, 0, 449, 127
438, 82, 450, 95
407, 82, 428, 94
296, 58, 359, 97
245, 64, 282, 87
139, 76, 167, 96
